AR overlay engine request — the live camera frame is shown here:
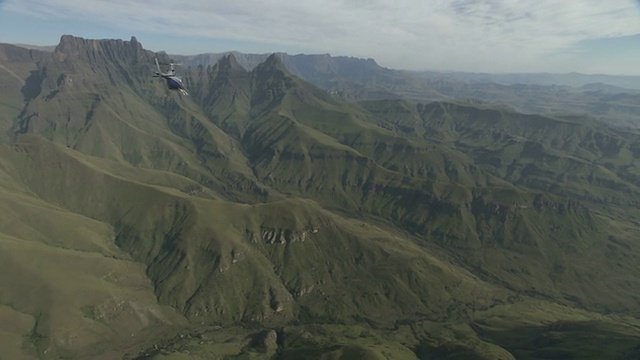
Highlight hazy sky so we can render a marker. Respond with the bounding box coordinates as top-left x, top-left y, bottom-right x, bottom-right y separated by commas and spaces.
1, 0, 640, 75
